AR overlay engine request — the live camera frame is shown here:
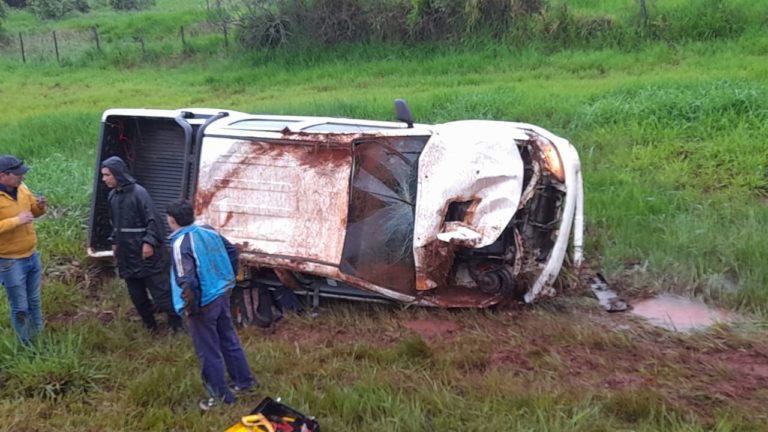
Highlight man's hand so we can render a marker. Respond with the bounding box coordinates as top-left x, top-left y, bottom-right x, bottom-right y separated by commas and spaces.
17, 211, 34, 225
181, 286, 200, 315
182, 287, 195, 305
142, 243, 154, 259
36, 194, 47, 211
